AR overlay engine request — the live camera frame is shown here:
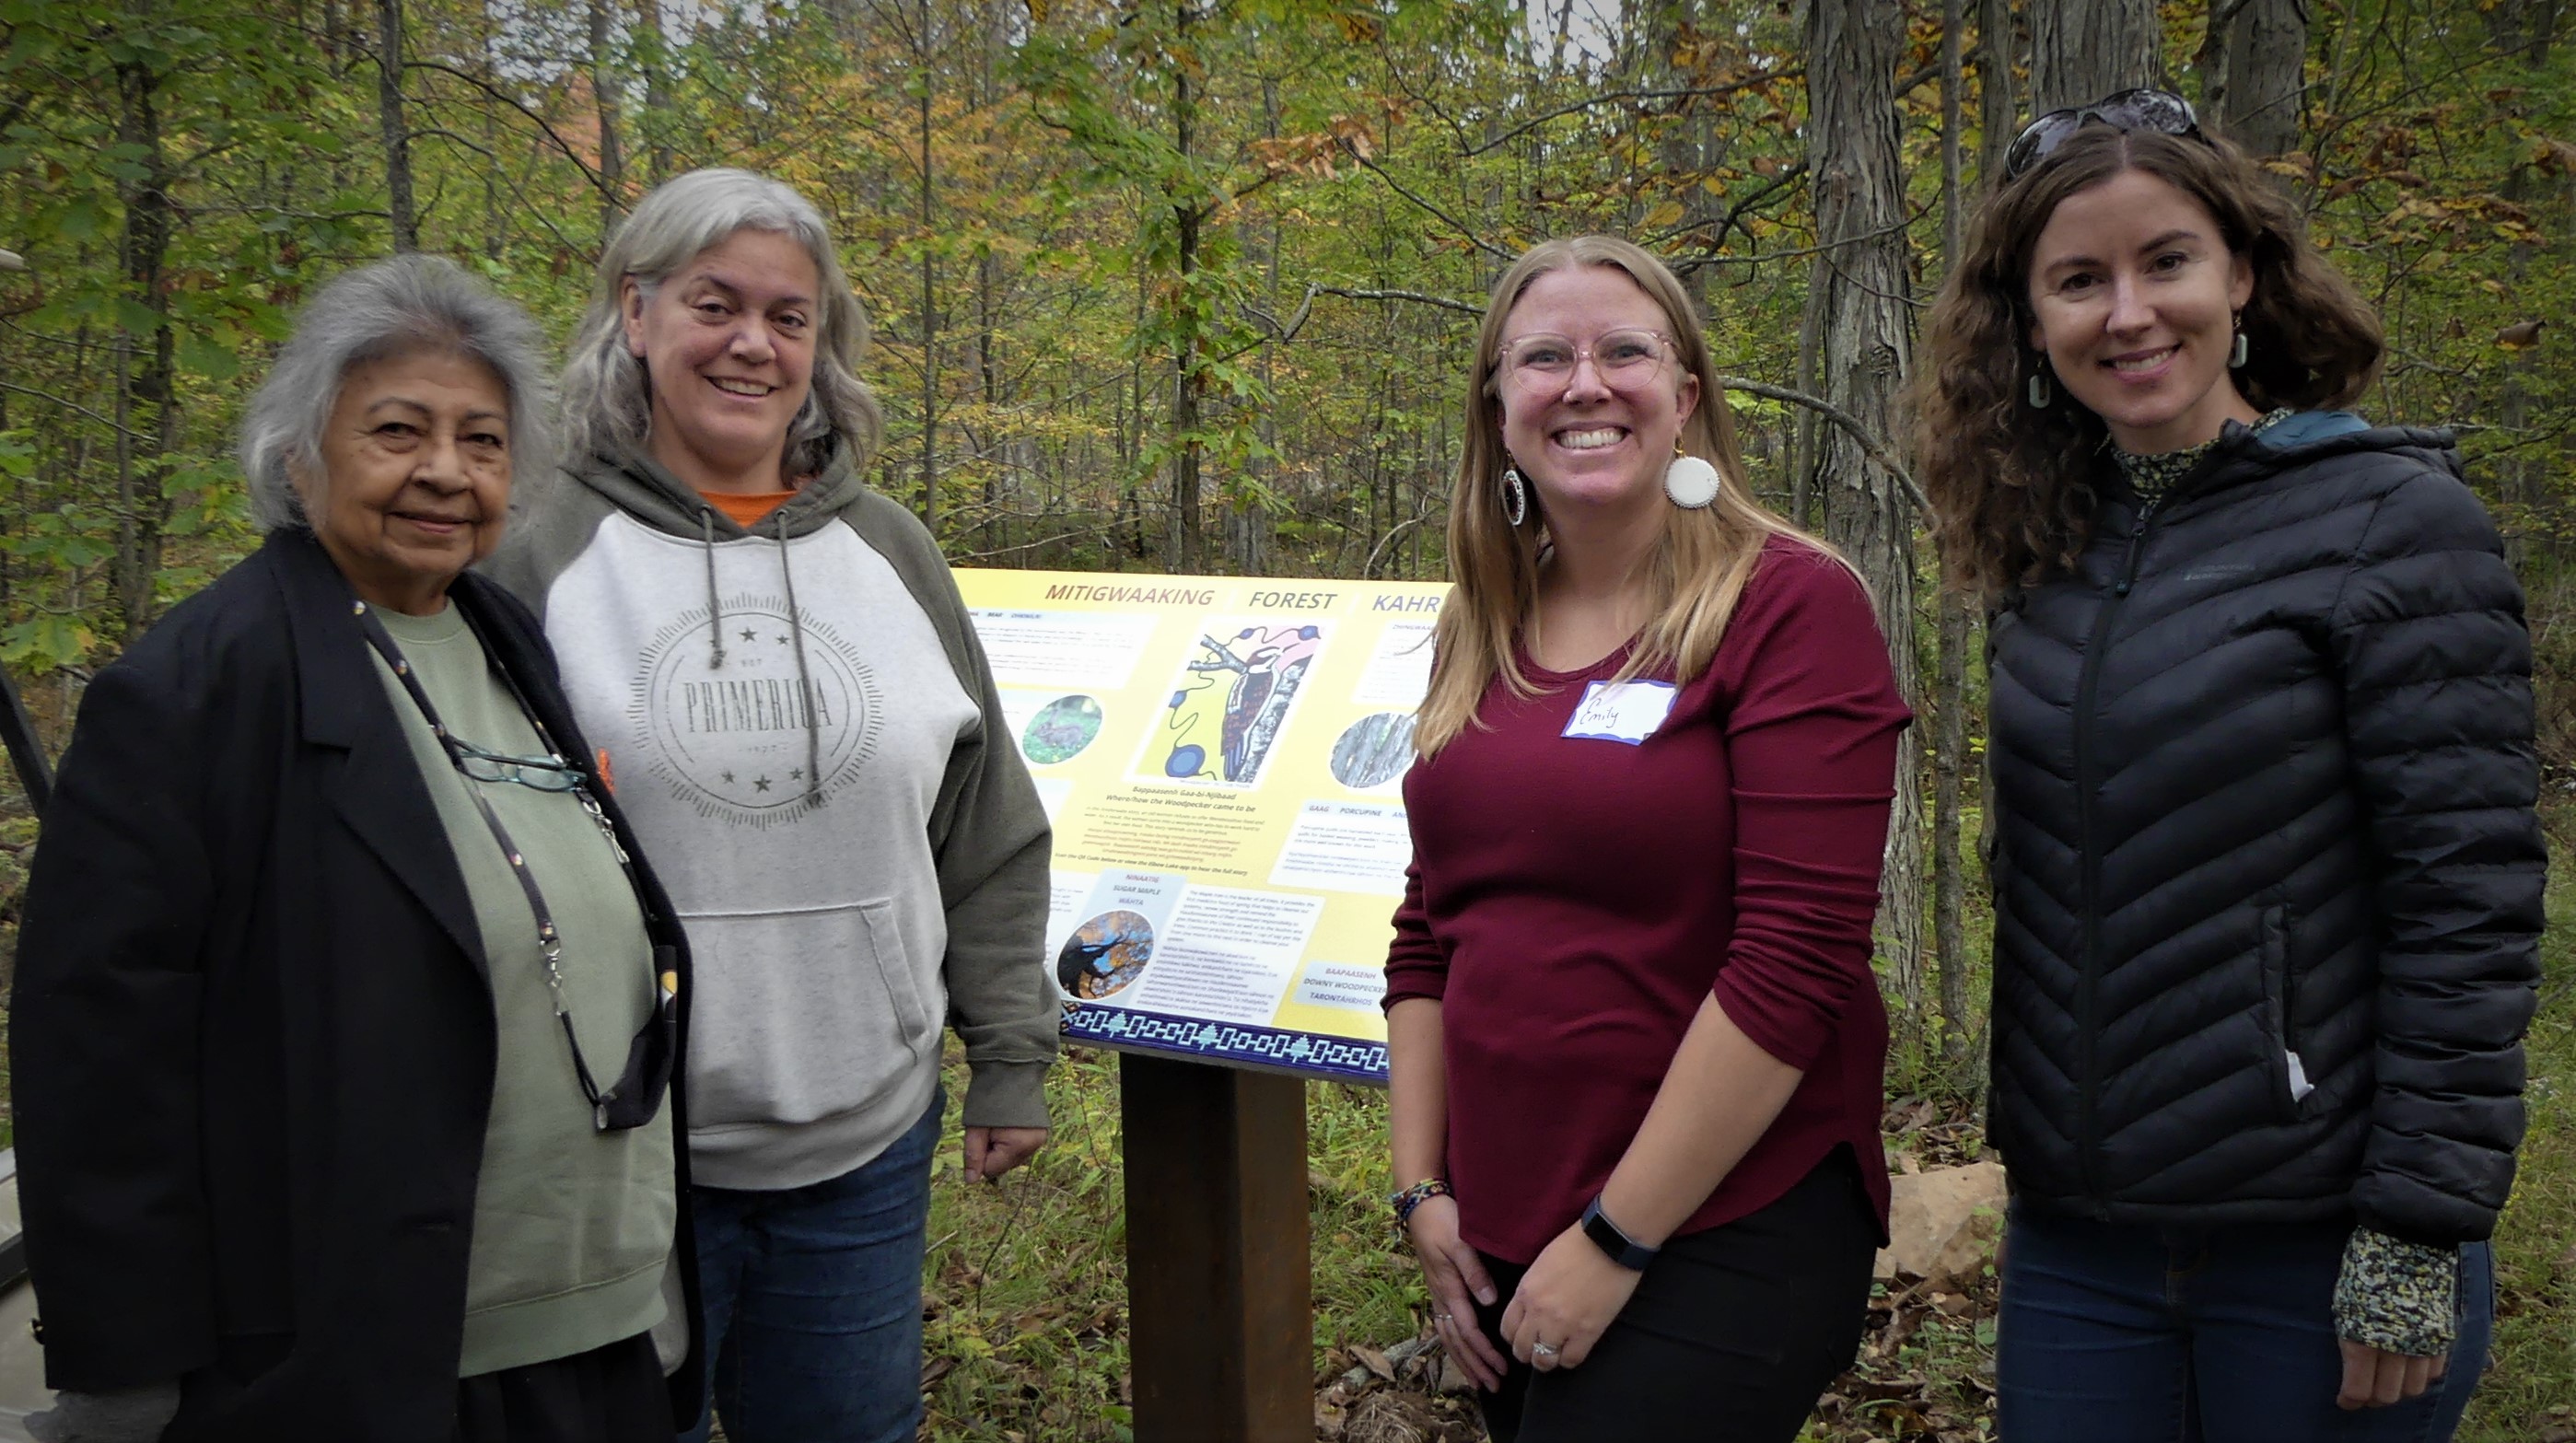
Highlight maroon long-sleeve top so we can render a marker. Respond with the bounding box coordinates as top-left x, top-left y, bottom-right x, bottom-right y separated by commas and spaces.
1383, 538, 1910, 1264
